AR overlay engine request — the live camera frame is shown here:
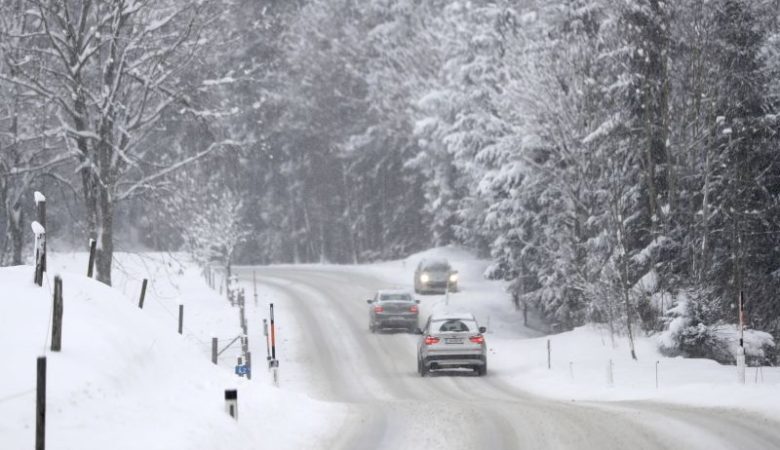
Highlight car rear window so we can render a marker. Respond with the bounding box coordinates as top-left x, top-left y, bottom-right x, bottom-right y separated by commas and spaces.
380, 293, 412, 301
432, 319, 477, 333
